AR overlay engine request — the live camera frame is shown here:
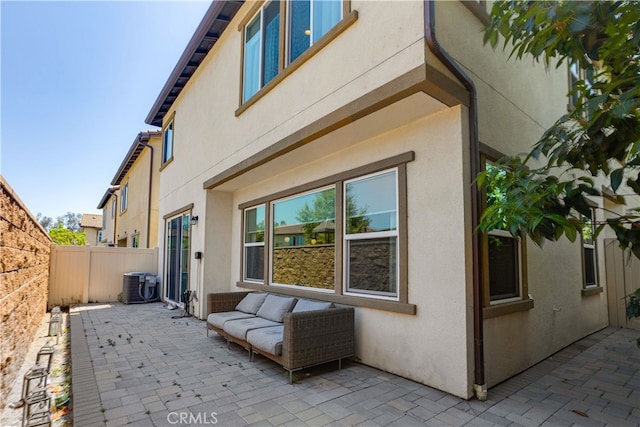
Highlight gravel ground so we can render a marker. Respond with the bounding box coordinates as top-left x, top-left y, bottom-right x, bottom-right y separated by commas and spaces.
0, 309, 73, 427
